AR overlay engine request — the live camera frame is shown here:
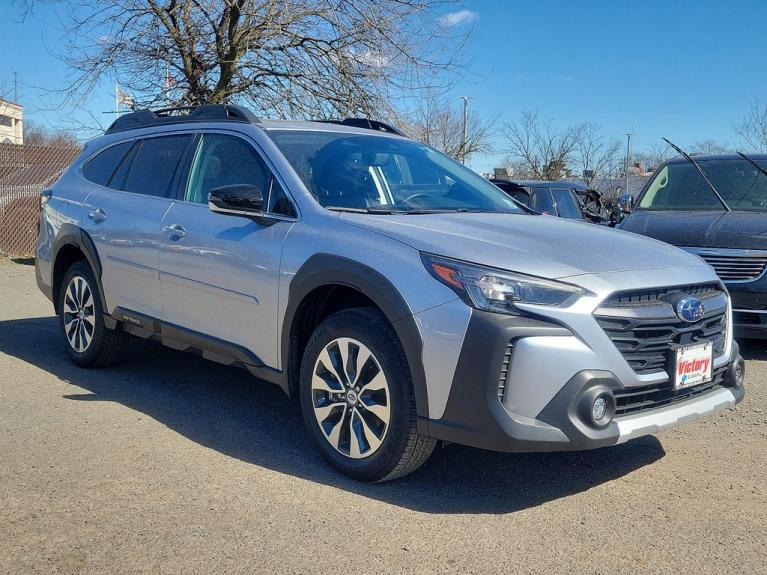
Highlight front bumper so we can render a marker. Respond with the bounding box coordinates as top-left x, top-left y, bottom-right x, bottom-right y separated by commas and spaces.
426, 311, 745, 452
726, 275, 767, 339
